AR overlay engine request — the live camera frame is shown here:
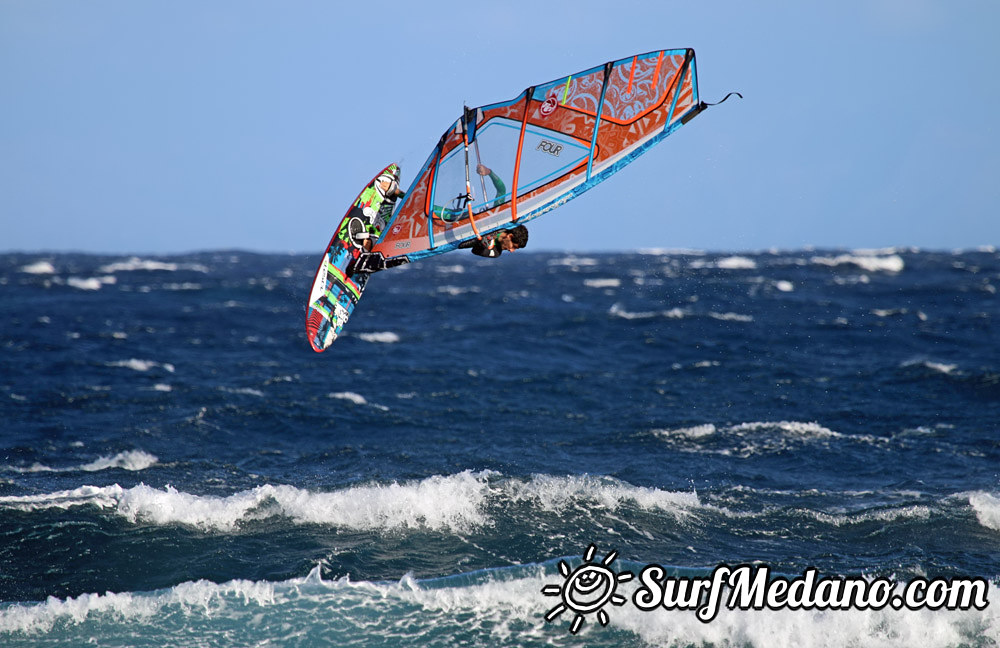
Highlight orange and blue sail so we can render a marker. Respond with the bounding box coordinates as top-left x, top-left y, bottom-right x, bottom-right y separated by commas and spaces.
371, 48, 715, 263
